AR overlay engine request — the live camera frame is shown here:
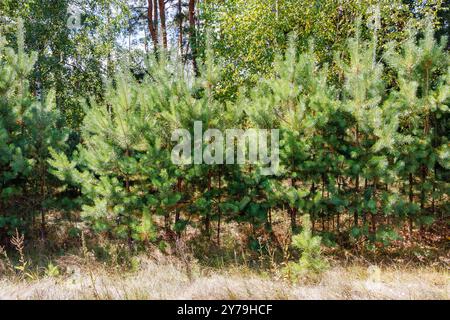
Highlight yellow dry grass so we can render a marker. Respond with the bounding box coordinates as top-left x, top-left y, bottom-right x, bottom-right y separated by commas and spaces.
0, 255, 448, 300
